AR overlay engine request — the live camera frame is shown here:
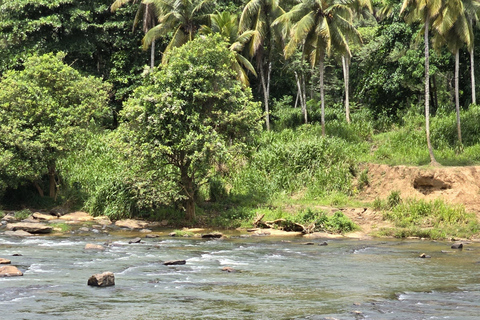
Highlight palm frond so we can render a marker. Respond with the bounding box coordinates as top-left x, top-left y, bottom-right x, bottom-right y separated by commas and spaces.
111, 0, 135, 12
